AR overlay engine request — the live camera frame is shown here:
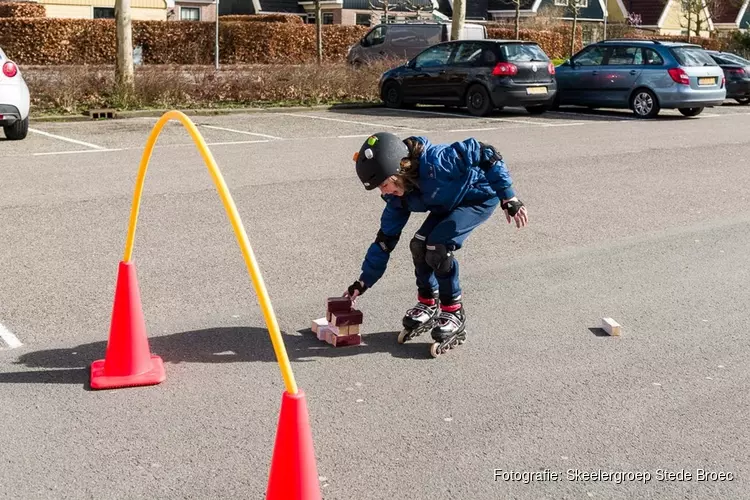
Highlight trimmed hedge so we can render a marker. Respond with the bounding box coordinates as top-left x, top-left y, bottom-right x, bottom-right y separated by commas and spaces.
218, 14, 304, 23
0, 1, 45, 18
487, 28, 569, 60
0, 18, 370, 65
